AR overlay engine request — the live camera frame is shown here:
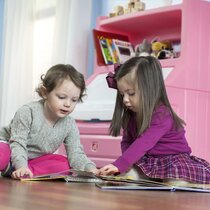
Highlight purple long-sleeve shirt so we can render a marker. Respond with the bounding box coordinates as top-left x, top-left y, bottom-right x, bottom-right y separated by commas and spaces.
113, 105, 192, 173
